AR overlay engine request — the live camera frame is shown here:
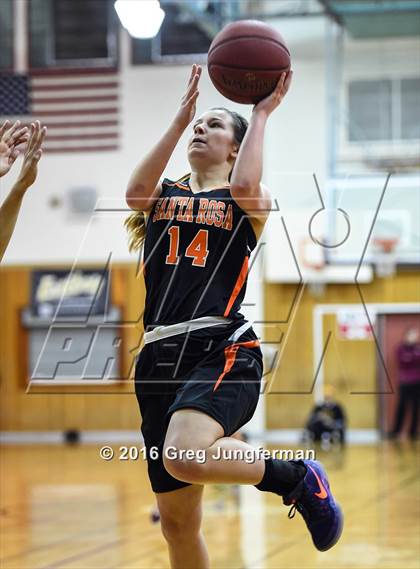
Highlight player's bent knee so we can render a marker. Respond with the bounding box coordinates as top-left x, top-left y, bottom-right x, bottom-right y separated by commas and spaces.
163, 450, 208, 483
159, 507, 201, 543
